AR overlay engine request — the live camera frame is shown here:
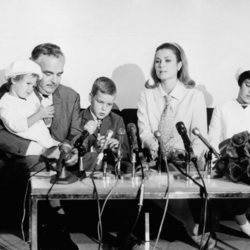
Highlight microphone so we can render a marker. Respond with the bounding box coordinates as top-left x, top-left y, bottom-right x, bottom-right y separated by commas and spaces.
50, 143, 78, 184
96, 129, 114, 165
117, 128, 126, 178
192, 127, 220, 158
176, 121, 193, 154
56, 143, 72, 173
74, 130, 89, 148
74, 130, 89, 179
117, 127, 126, 157
154, 130, 162, 173
127, 123, 139, 153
